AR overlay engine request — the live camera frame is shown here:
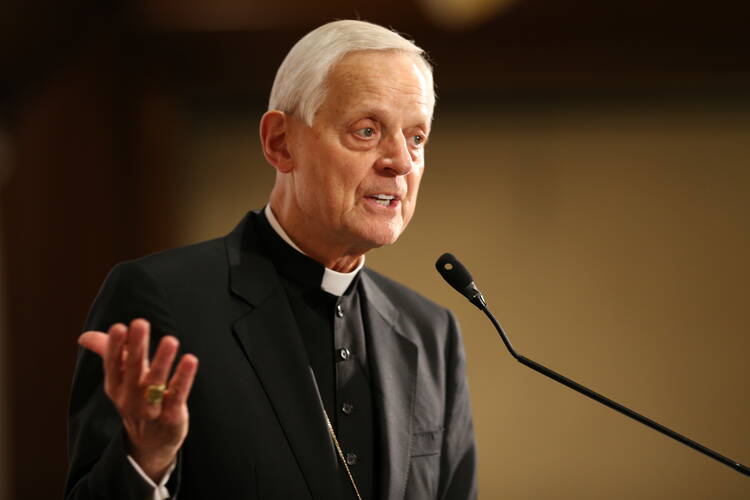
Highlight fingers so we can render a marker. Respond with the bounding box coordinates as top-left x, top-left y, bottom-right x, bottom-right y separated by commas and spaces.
104, 323, 127, 395
80, 318, 199, 427
161, 354, 199, 418
78, 325, 128, 397
78, 331, 109, 357
123, 319, 150, 390
146, 336, 180, 386
140, 335, 180, 417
